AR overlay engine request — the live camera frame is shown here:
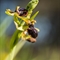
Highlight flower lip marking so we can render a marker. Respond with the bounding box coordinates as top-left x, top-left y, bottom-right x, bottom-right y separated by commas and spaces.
27, 24, 38, 38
